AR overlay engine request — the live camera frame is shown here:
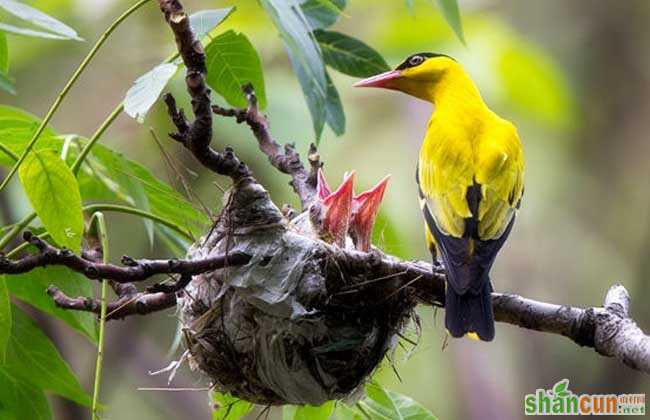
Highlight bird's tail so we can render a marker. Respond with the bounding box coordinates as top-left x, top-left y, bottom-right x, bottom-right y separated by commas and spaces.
445, 280, 495, 341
